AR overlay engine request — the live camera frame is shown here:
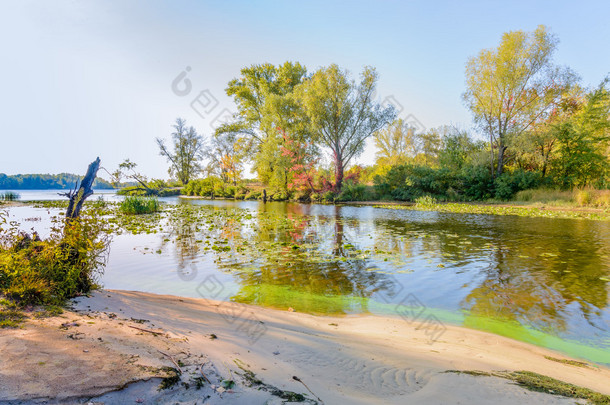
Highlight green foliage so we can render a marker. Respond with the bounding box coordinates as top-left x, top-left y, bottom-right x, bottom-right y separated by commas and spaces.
295, 64, 396, 191
0, 173, 113, 190
463, 25, 576, 176
321, 190, 336, 203
550, 80, 610, 188
373, 163, 545, 202
156, 118, 205, 185
336, 182, 374, 202
119, 196, 161, 215
415, 195, 438, 208
494, 170, 542, 200
0, 210, 110, 306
